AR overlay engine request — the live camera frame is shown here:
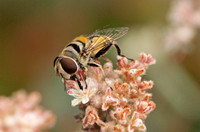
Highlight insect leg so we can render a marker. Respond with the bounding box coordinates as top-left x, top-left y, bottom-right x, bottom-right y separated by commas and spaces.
94, 43, 112, 58
87, 62, 101, 68
70, 74, 84, 90
60, 74, 83, 91
87, 62, 106, 78
101, 56, 111, 62
114, 43, 134, 61
88, 62, 113, 90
